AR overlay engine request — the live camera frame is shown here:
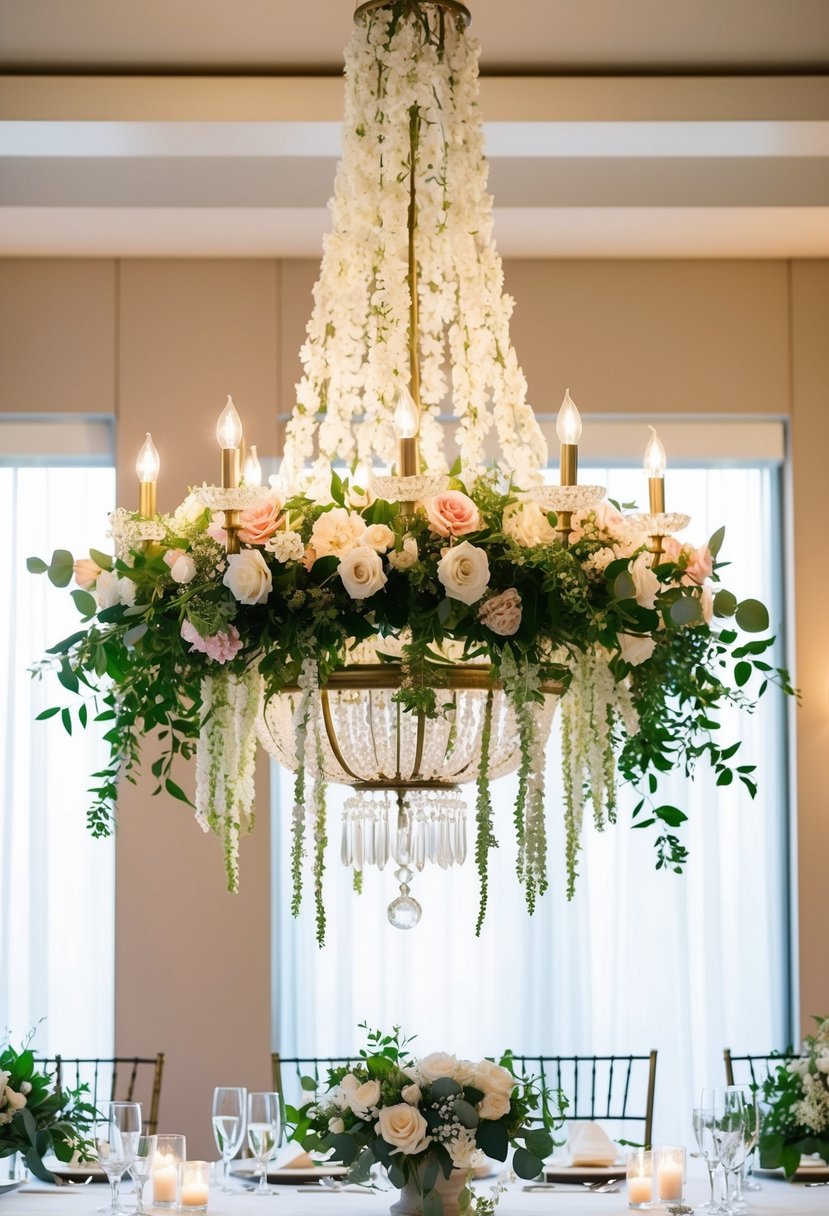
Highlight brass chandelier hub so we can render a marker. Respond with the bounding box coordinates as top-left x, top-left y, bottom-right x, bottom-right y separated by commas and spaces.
354, 0, 471, 26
